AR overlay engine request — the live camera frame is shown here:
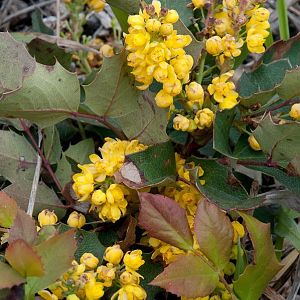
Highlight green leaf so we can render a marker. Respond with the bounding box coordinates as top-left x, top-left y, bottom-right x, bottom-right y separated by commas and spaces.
138, 192, 194, 251
106, 0, 139, 14
31, 10, 54, 35
253, 114, 300, 167
191, 159, 264, 210
110, 6, 129, 32
25, 230, 76, 297
5, 240, 44, 277
0, 62, 80, 128
55, 154, 73, 188
116, 141, 176, 189
194, 200, 233, 271
8, 210, 37, 245
4, 180, 66, 219
43, 126, 62, 164
274, 208, 300, 252
65, 139, 95, 164
0, 130, 36, 183
233, 213, 283, 300
84, 52, 169, 144
0, 262, 25, 289
0, 192, 18, 228
213, 109, 236, 157
151, 254, 219, 298
0, 32, 36, 94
